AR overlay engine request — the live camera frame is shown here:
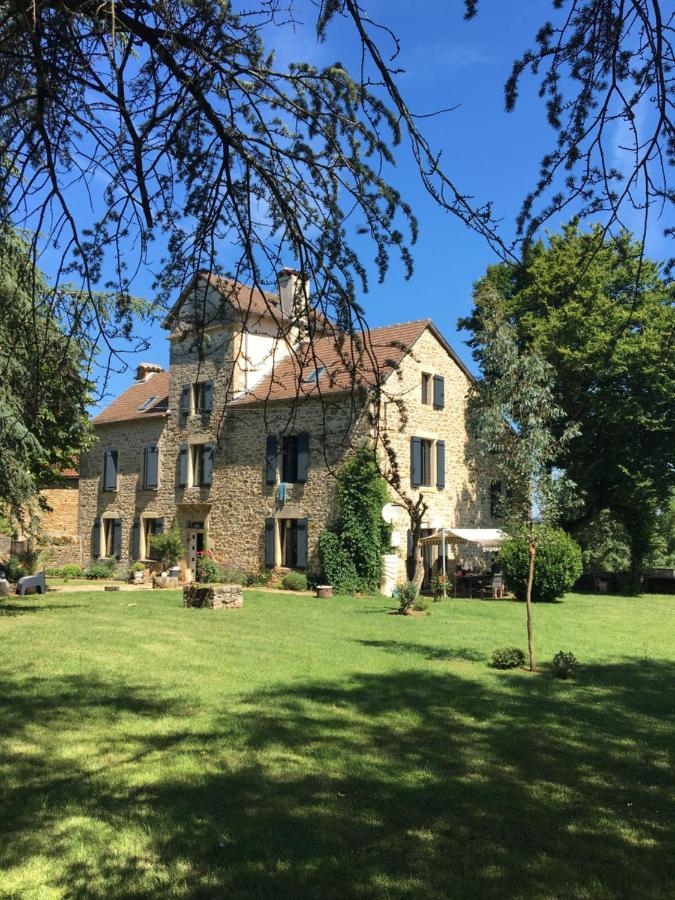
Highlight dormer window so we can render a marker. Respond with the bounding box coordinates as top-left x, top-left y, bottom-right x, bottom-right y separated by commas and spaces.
303, 366, 325, 384
138, 395, 157, 411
